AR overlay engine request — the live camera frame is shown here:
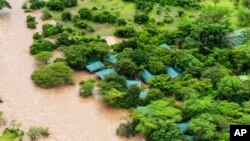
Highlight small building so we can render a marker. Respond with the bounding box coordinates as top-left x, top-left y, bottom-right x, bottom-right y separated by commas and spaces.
96, 69, 116, 80
104, 54, 117, 64
139, 89, 149, 99
166, 66, 180, 78
126, 80, 142, 88
139, 69, 154, 83
160, 43, 172, 50
86, 61, 105, 72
